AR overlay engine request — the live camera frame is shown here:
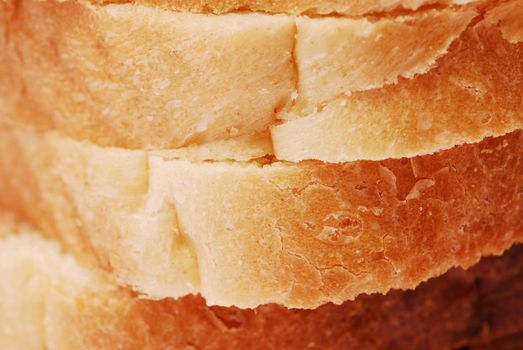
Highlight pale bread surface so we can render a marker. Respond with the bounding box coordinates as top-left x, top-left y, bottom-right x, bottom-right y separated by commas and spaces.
91, 0, 476, 15
272, 6, 523, 161
4, 0, 295, 149
4, 0, 522, 163
0, 0, 522, 309
0, 215, 522, 349
0, 126, 521, 308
